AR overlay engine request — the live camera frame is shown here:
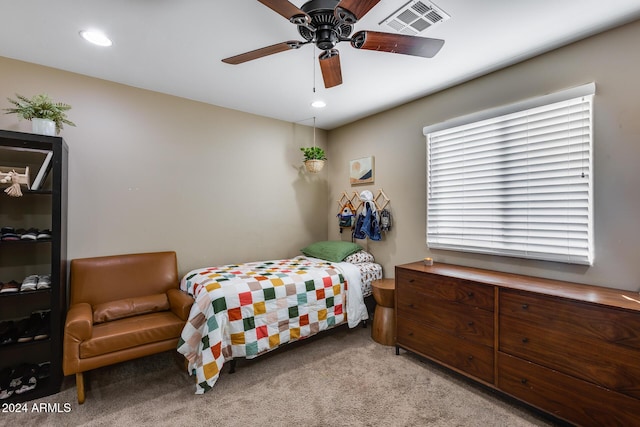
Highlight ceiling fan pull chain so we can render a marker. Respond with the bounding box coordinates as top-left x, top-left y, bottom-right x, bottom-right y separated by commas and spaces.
313, 44, 317, 94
